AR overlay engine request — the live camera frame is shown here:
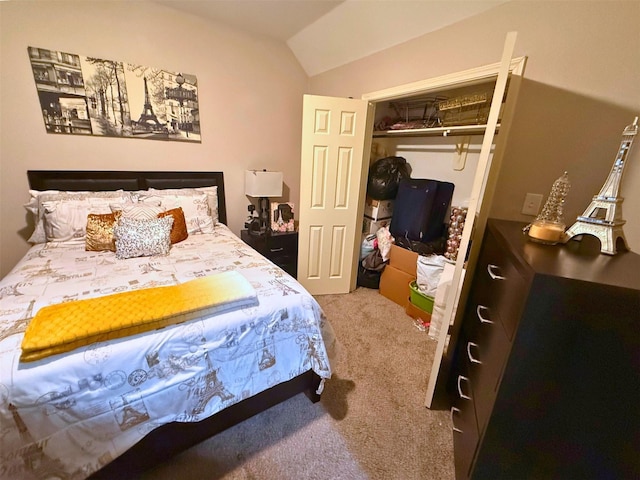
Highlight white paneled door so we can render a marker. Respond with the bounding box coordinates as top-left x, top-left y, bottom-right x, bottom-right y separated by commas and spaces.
297, 95, 373, 295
